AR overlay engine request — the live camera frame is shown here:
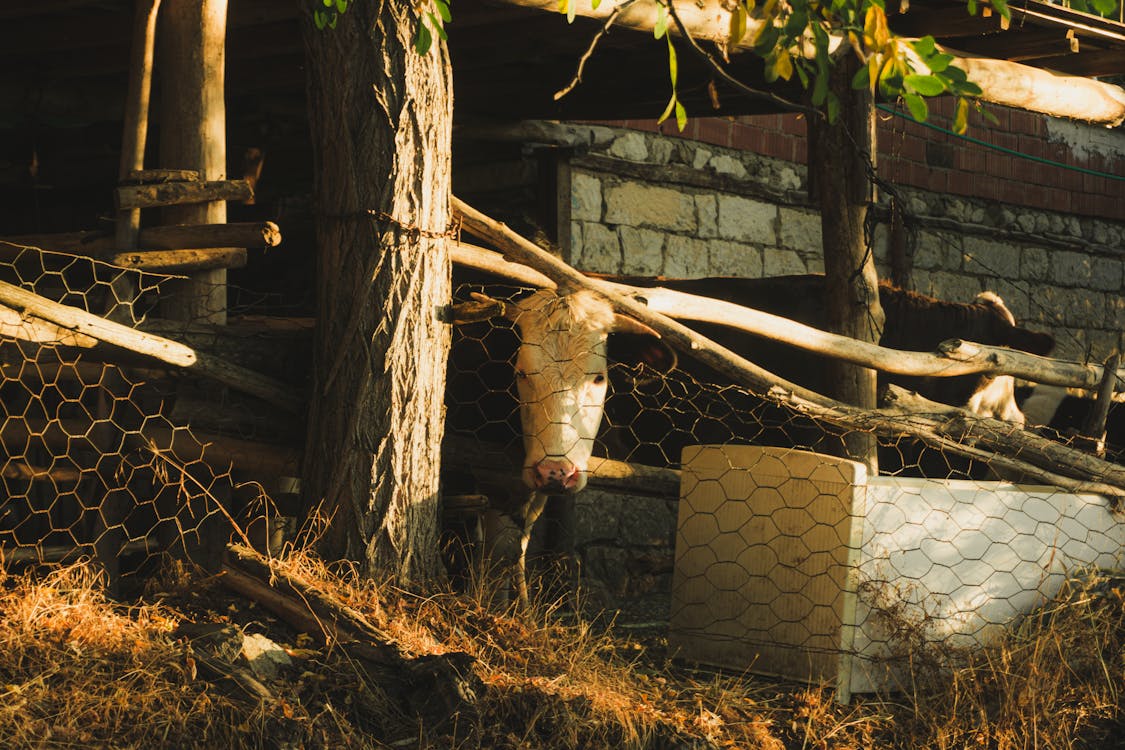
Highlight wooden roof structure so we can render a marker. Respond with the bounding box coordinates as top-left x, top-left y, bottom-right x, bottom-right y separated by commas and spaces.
0, 0, 1122, 131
